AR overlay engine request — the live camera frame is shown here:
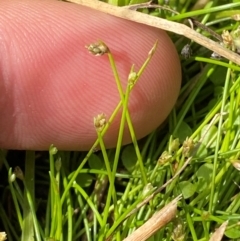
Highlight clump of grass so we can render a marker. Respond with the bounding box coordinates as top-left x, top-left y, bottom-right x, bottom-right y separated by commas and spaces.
1, 0, 240, 241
